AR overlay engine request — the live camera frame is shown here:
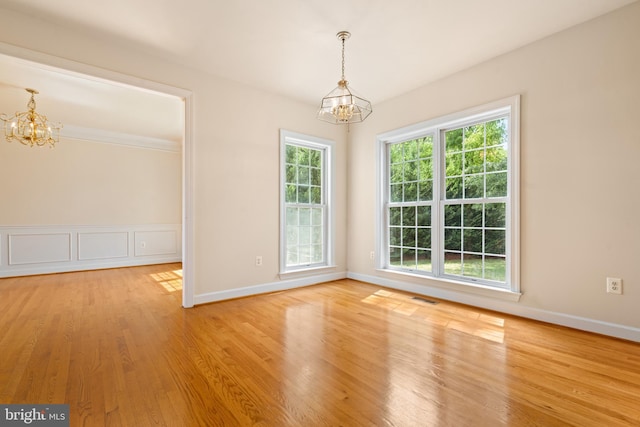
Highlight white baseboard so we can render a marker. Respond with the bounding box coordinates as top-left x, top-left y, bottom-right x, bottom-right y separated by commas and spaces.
348, 272, 640, 343
194, 270, 347, 305
1, 255, 181, 277
195, 269, 639, 342
0, 224, 181, 277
